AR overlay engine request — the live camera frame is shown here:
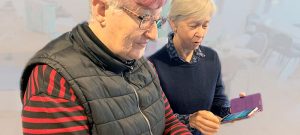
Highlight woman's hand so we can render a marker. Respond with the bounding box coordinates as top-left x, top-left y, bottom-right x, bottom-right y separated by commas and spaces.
189, 110, 220, 135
